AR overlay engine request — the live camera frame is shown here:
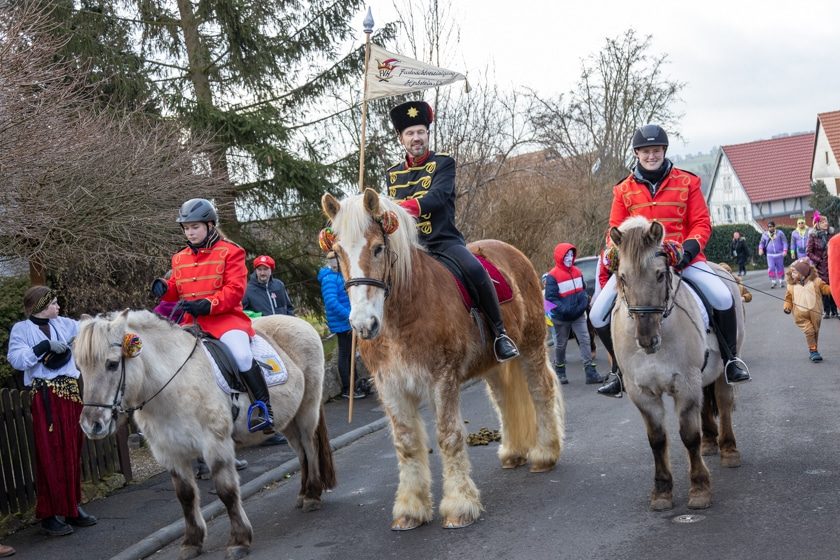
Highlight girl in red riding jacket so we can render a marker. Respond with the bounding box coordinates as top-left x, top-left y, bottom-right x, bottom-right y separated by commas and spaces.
151, 198, 274, 432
